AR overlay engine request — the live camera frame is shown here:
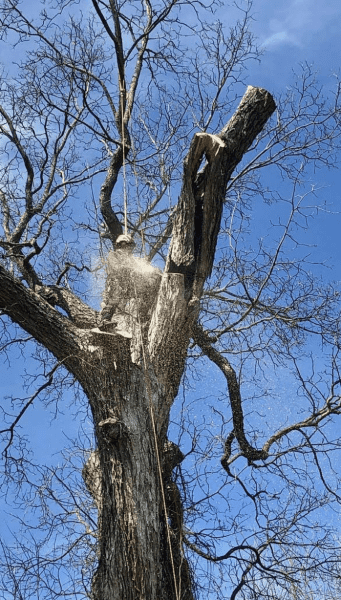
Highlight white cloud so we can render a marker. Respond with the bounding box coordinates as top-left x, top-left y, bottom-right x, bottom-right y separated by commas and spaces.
261, 29, 298, 49
255, 0, 341, 50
